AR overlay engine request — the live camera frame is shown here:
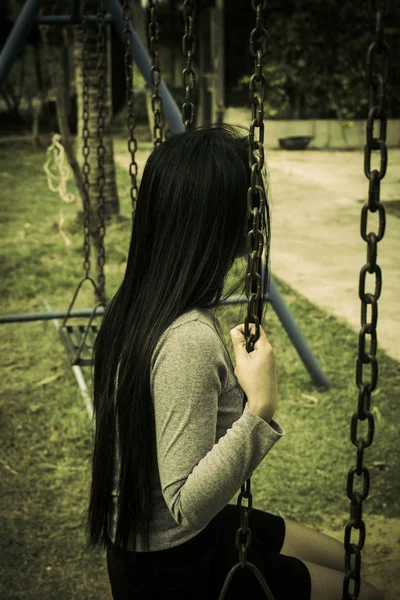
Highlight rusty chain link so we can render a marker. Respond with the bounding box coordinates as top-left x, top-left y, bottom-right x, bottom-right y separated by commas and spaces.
182, 0, 197, 131
81, 0, 92, 280
122, 0, 139, 218
49, 0, 106, 364
148, 0, 165, 146
218, 1, 274, 599
342, 2, 391, 599
95, 0, 107, 304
